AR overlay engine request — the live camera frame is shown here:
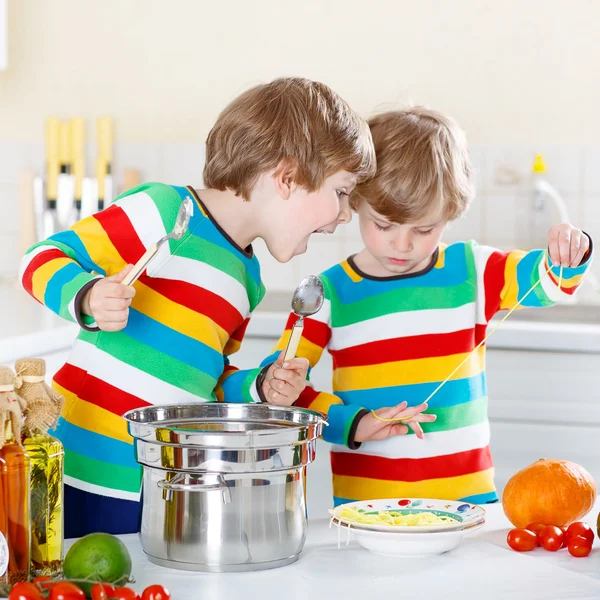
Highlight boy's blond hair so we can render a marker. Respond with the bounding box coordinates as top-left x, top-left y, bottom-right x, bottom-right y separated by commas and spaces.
203, 78, 376, 200
352, 107, 474, 223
